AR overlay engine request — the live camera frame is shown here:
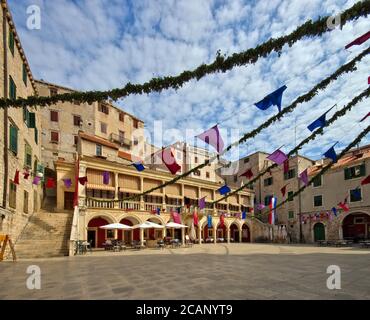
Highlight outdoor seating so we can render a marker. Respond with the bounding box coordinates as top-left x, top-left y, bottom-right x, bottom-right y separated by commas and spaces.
185, 235, 193, 247
156, 240, 165, 249
205, 238, 214, 243
217, 238, 225, 243
359, 240, 370, 248
102, 240, 113, 250
171, 239, 181, 248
